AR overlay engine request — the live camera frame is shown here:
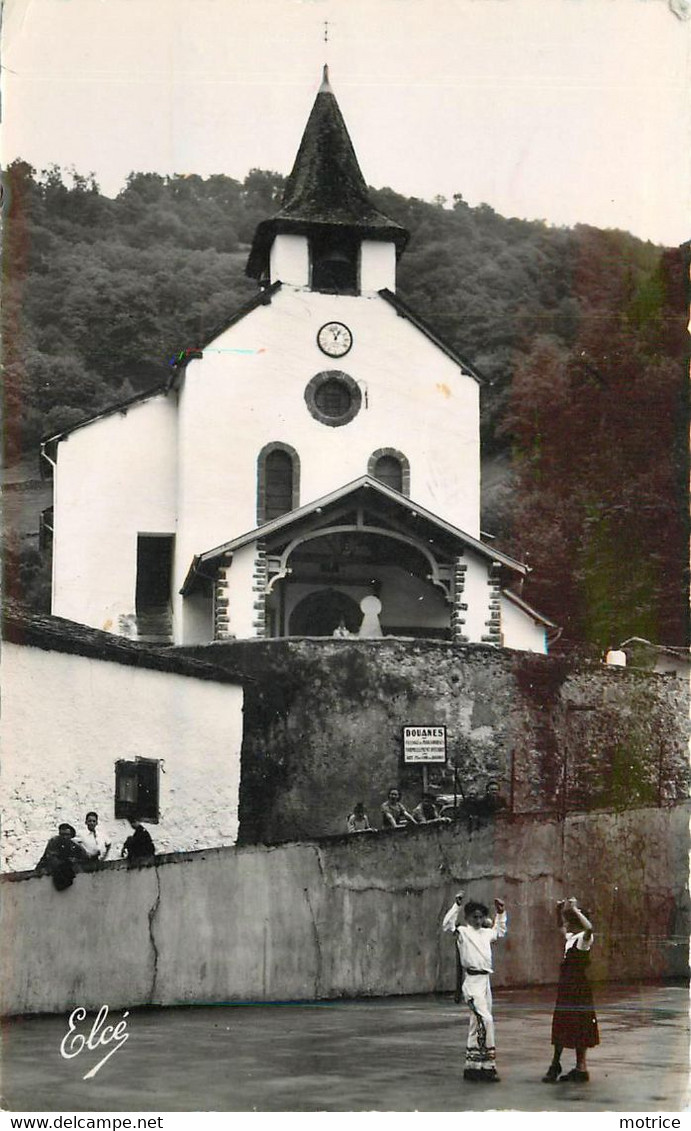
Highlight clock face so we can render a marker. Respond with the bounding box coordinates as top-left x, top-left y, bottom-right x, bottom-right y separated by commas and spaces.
317, 321, 353, 358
